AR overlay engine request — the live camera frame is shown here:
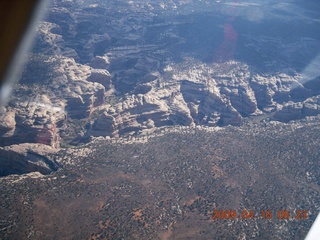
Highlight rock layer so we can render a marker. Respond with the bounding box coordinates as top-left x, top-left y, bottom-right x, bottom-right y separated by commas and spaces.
1, 0, 320, 150
0, 144, 59, 177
